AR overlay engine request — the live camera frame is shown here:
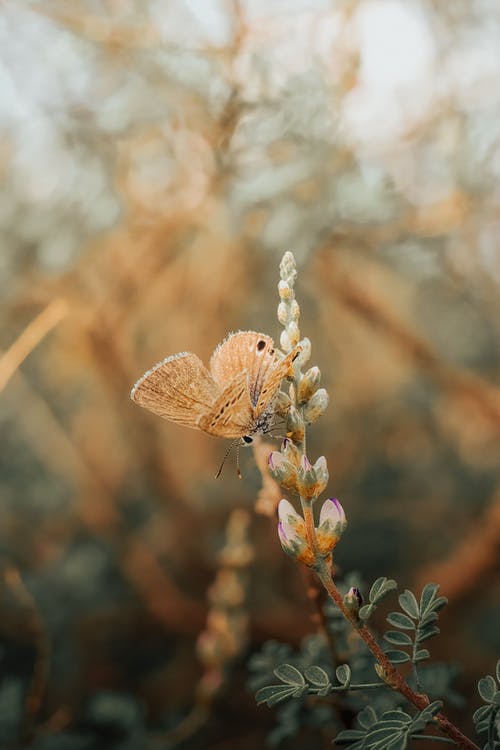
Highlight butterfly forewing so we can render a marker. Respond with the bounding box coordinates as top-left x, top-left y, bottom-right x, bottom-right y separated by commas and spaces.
210, 332, 276, 407
131, 352, 219, 428
254, 345, 301, 417
197, 370, 254, 438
